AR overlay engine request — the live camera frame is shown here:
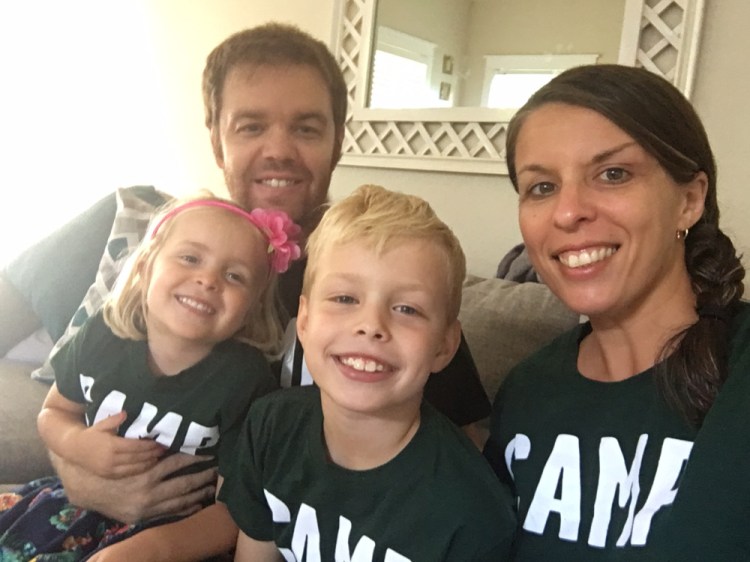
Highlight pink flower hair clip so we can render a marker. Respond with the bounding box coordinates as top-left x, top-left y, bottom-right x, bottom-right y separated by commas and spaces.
151, 200, 302, 273
246, 208, 302, 274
